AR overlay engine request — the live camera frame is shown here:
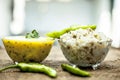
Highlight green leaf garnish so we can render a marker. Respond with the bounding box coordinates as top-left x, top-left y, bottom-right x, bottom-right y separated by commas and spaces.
26, 29, 40, 38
